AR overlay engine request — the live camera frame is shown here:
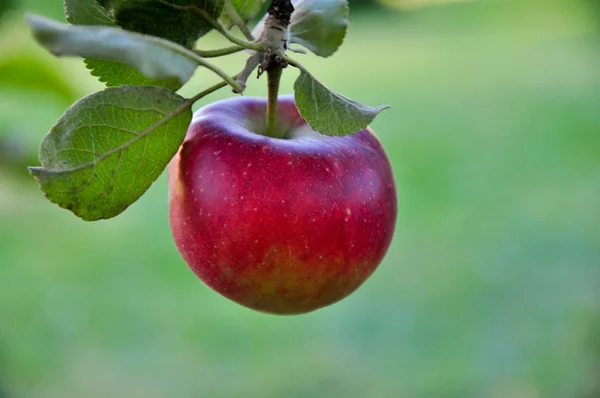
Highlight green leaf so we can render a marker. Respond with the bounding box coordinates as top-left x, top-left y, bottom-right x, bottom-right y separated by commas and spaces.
294, 69, 389, 136
104, 0, 224, 49
26, 14, 198, 87
29, 85, 192, 221
289, 0, 349, 57
221, 0, 265, 28
63, 0, 116, 25
83, 59, 182, 90
63, 0, 183, 89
